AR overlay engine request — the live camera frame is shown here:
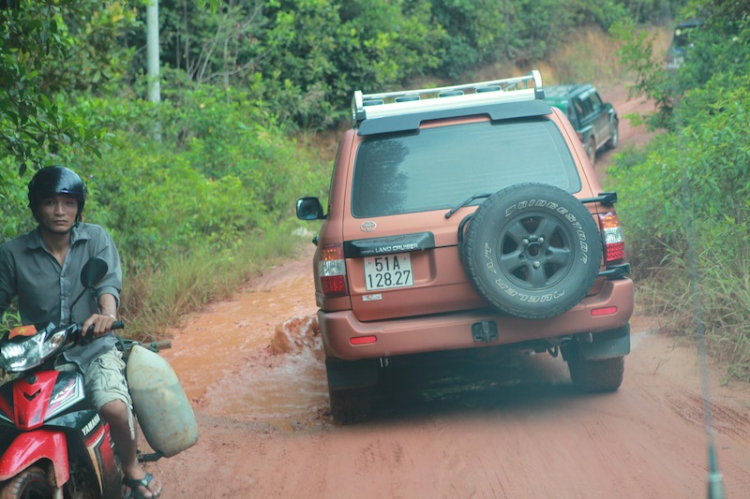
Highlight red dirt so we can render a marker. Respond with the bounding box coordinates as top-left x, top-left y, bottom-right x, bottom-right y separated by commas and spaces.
596, 84, 660, 177
145, 91, 750, 498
